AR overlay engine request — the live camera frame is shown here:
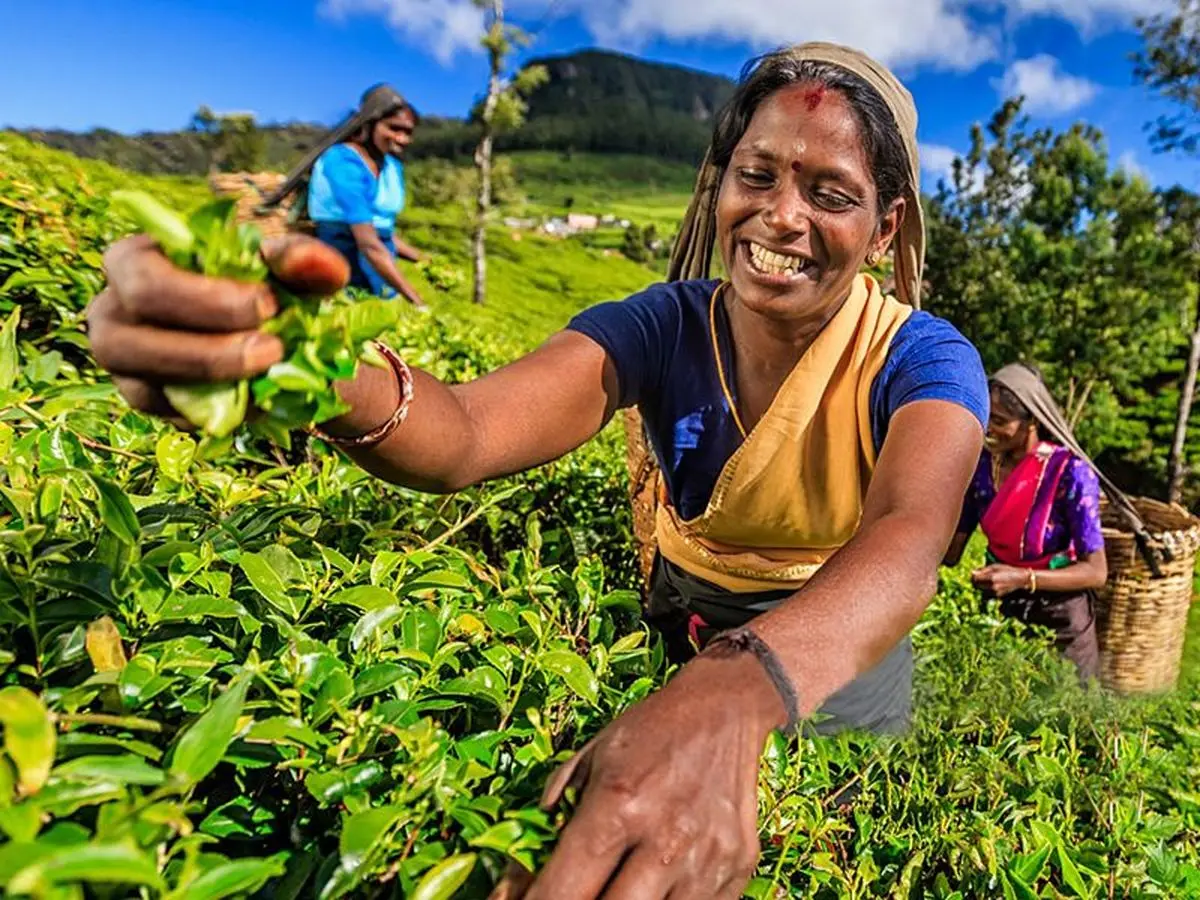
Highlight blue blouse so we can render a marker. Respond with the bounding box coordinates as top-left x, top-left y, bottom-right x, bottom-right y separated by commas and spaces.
308, 144, 405, 234
568, 280, 989, 520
